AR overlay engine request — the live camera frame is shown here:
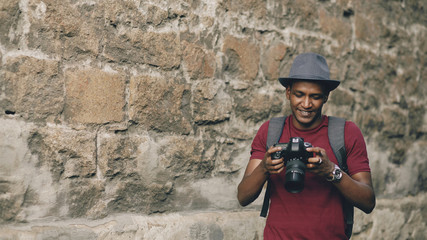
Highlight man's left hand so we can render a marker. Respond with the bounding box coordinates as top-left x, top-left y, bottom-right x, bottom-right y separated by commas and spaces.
306, 147, 335, 179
